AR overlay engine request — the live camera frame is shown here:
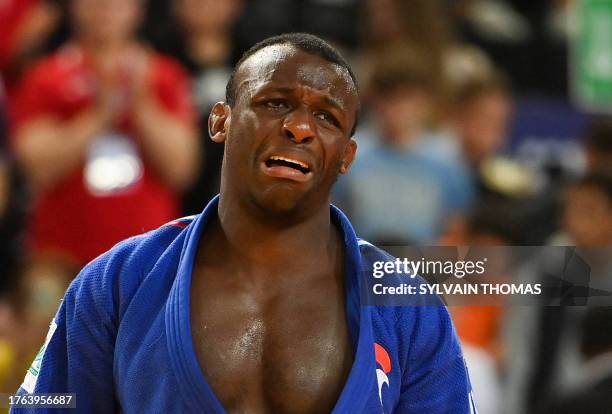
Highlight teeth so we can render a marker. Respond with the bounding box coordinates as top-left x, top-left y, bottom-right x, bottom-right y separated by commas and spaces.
269, 156, 309, 169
